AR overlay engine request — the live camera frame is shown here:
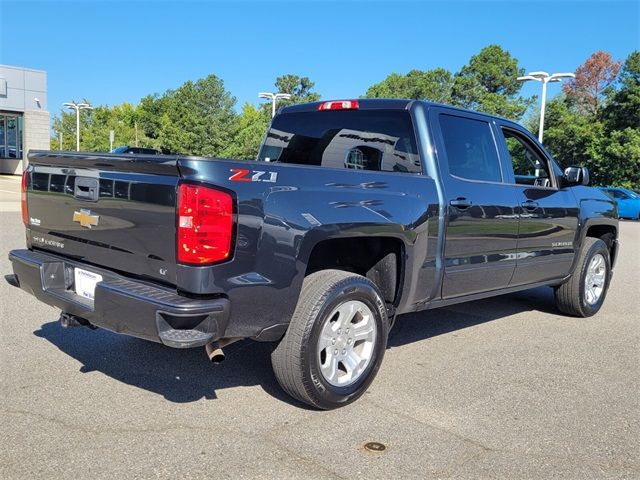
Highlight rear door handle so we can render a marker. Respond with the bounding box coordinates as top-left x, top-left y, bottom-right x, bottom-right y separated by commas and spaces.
450, 197, 472, 210
521, 200, 539, 211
